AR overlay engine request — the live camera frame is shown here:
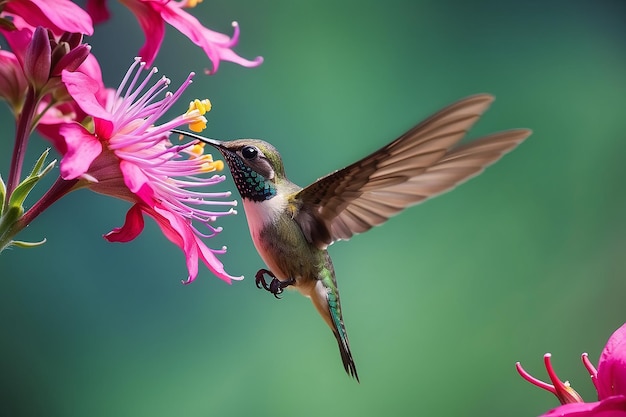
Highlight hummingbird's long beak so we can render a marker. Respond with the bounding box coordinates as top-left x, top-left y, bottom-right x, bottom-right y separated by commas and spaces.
170, 129, 226, 150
